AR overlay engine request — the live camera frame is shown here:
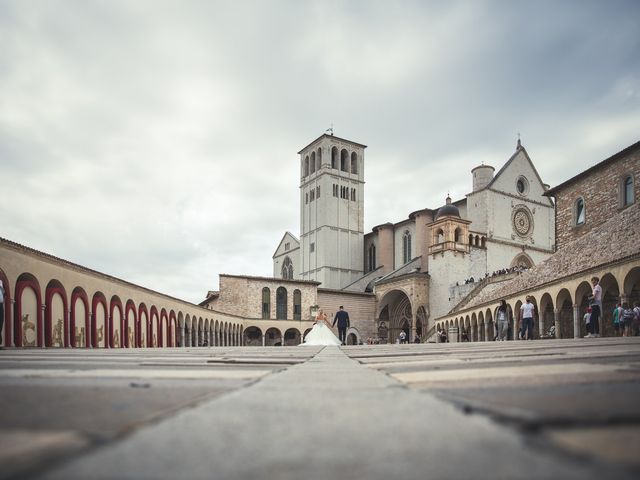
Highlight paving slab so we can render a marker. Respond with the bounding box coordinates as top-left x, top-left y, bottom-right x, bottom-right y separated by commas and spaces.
38, 346, 635, 480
